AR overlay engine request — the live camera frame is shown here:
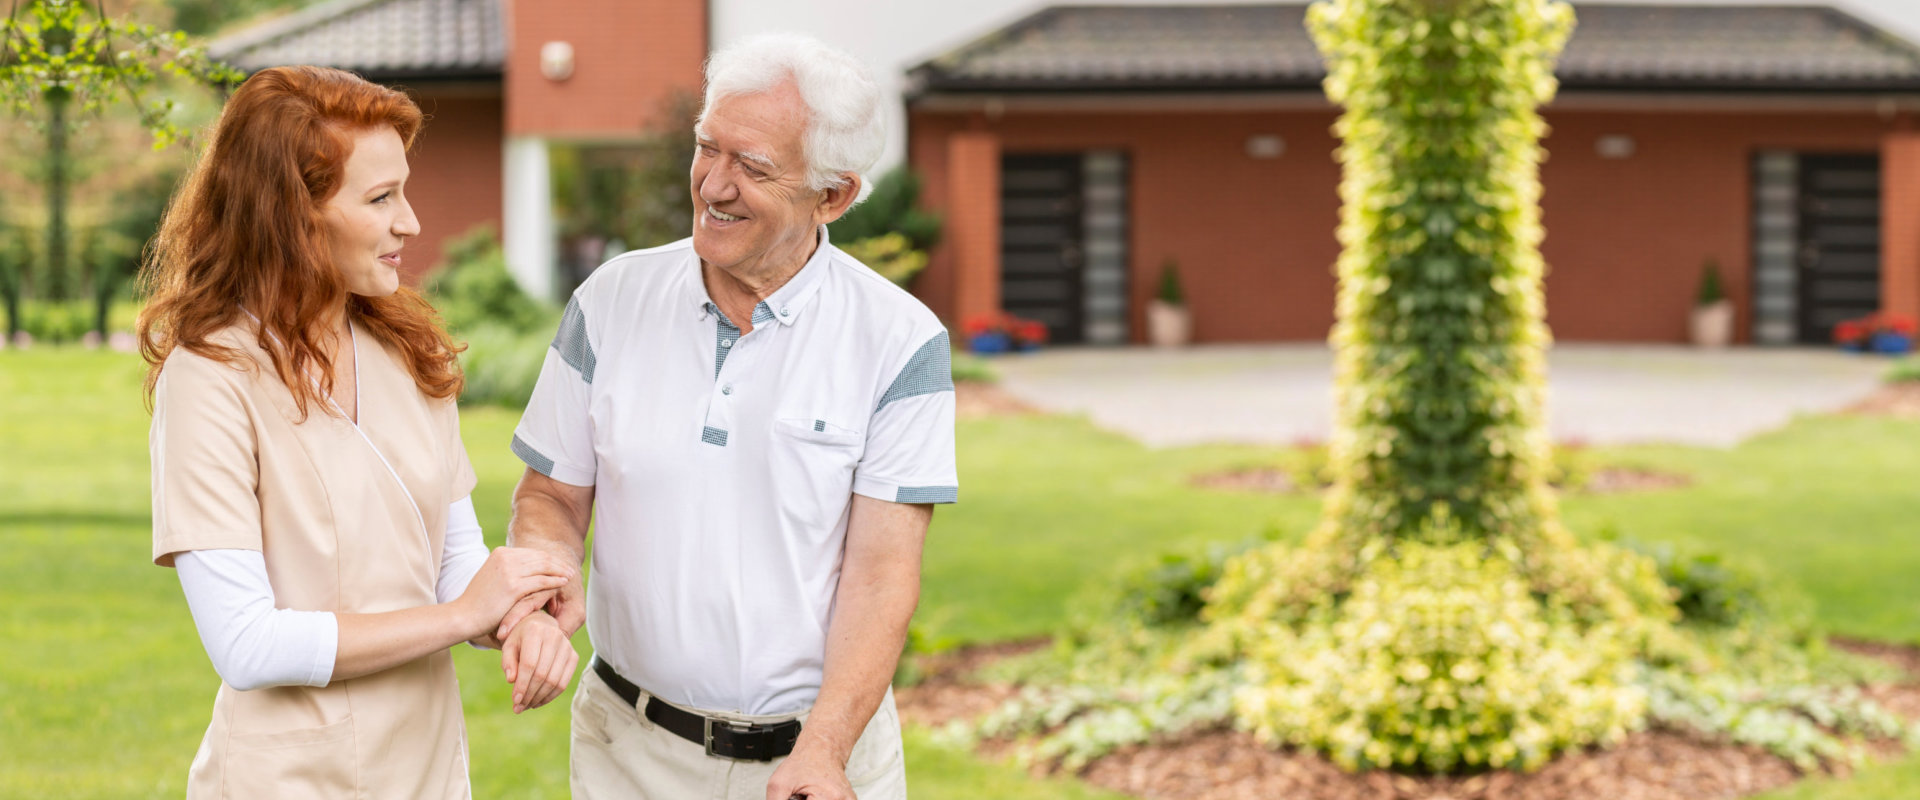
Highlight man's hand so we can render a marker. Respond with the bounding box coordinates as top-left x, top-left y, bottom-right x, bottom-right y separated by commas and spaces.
501, 611, 579, 714
496, 575, 585, 642
764, 740, 853, 800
